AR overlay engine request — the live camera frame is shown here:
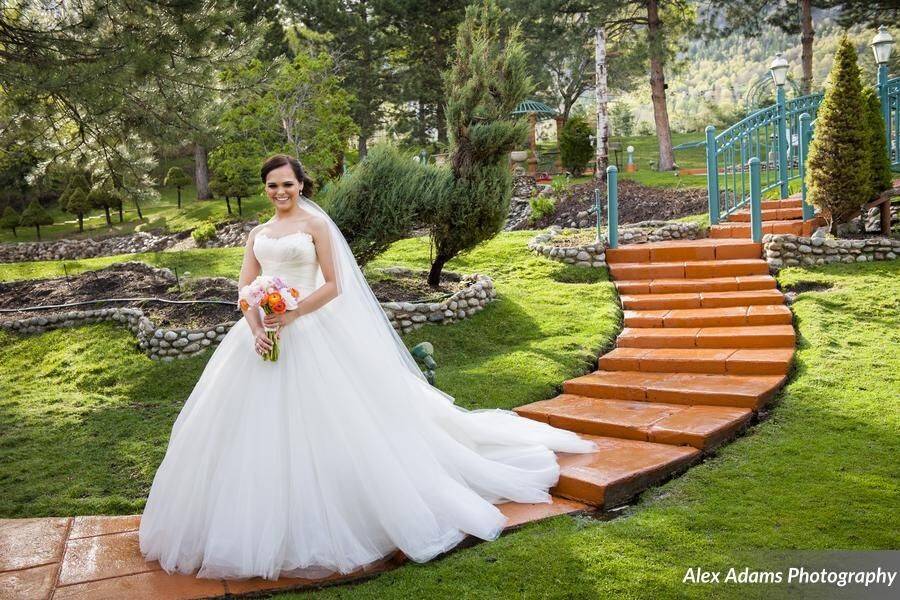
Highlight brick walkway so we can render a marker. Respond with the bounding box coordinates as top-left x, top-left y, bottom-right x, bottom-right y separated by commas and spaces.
1, 200, 813, 598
